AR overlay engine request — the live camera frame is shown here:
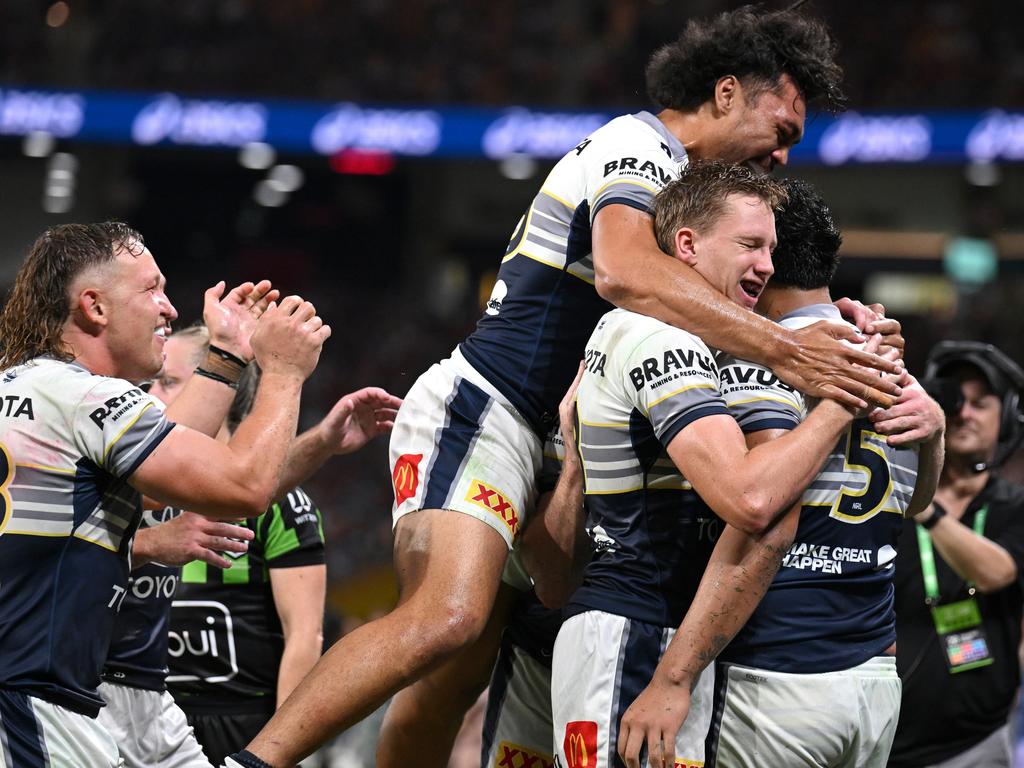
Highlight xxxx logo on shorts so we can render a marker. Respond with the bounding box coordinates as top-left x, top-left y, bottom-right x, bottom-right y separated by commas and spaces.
392, 454, 422, 505
563, 721, 598, 768
674, 761, 703, 768
465, 480, 519, 537
495, 741, 554, 768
